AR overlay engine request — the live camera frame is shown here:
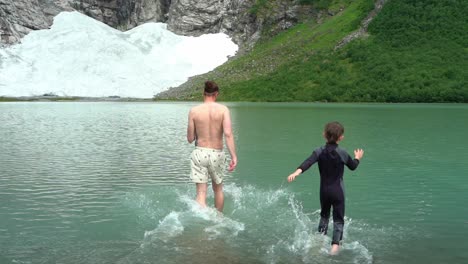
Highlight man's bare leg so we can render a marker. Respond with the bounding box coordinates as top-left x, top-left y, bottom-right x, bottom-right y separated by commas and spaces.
212, 181, 224, 212
195, 183, 208, 208
330, 244, 340, 255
